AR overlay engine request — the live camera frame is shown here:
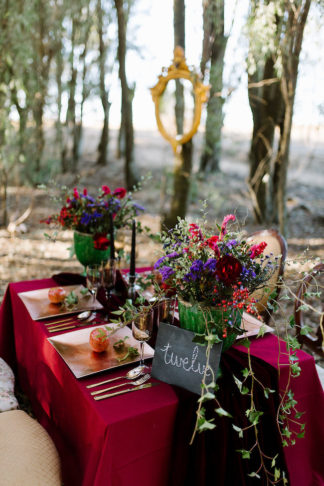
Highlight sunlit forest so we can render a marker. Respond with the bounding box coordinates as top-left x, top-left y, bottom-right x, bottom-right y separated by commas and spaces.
0, 0, 323, 288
